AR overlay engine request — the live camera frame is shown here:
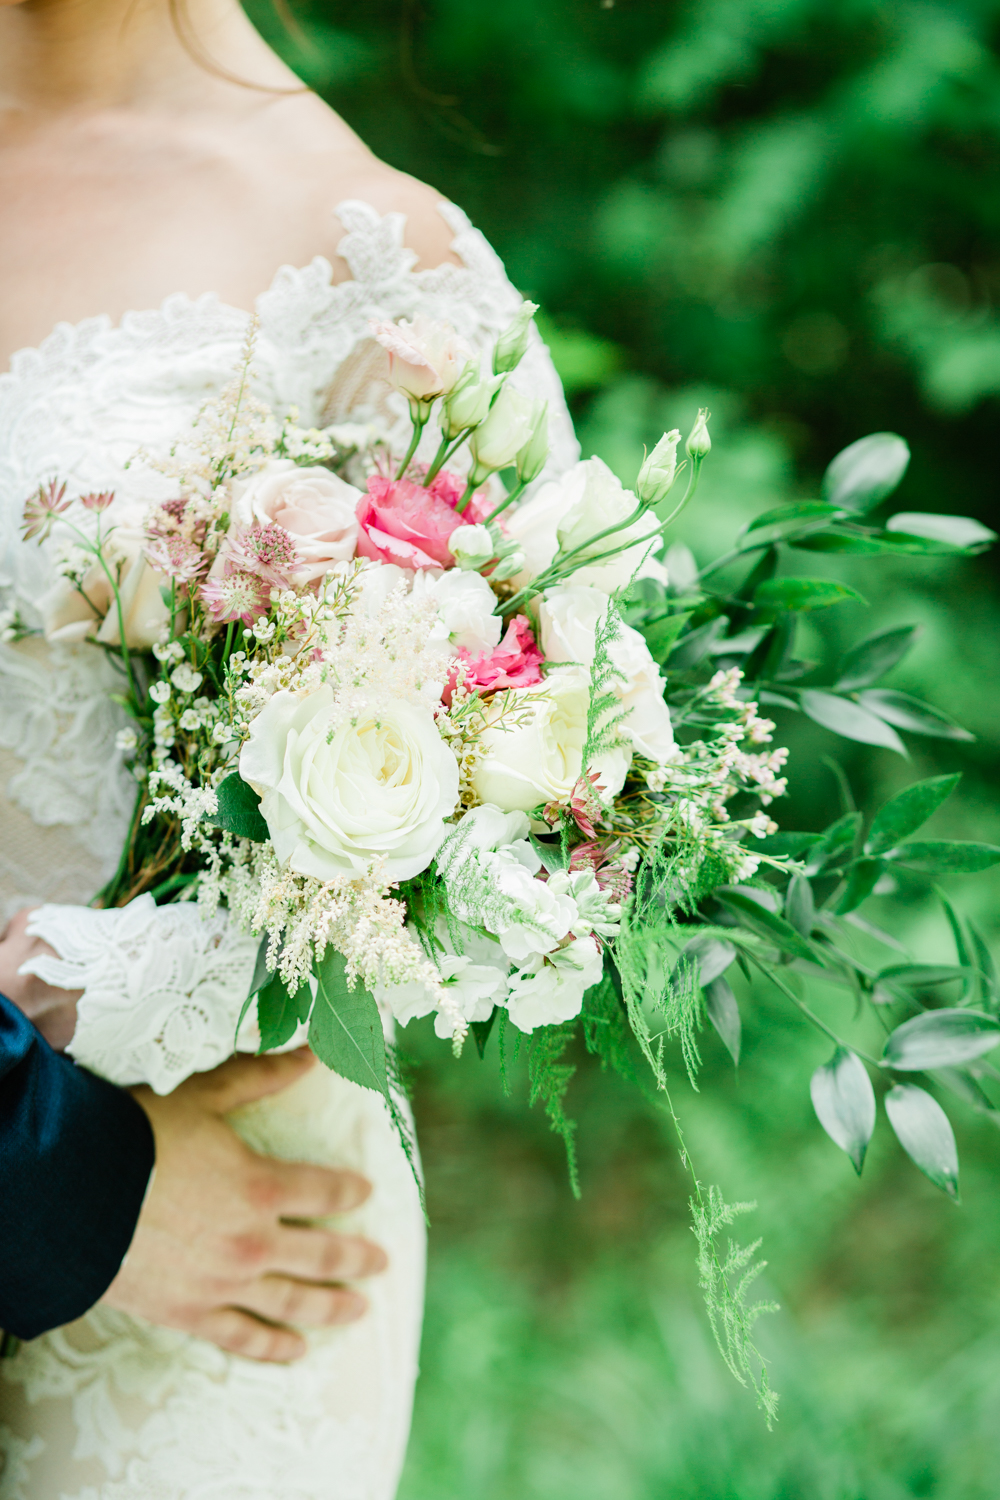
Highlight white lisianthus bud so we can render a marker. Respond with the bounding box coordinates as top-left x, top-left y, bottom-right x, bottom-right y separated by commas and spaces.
515, 401, 549, 484
636, 428, 682, 507
492, 300, 539, 375
686, 408, 712, 460
448, 524, 496, 571
467, 385, 537, 484
441, 364, 505, 441
488, 547, 527, 582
